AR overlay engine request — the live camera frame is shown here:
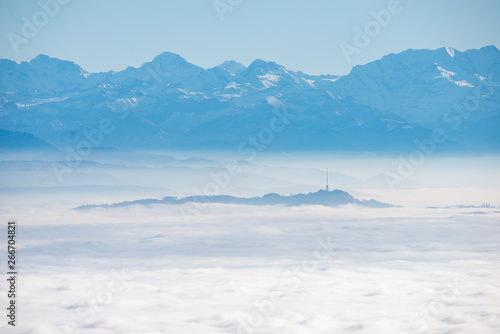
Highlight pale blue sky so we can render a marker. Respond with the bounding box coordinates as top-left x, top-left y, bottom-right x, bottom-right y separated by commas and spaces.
0, 0, 499, 75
